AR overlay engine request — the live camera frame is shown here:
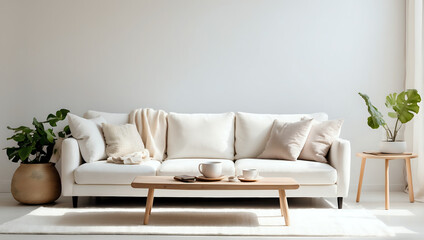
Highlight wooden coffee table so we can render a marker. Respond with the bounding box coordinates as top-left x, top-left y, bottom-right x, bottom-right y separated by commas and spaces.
131, 176, 299, 226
